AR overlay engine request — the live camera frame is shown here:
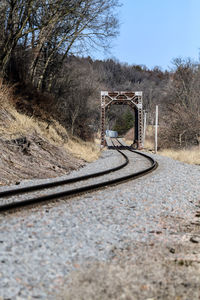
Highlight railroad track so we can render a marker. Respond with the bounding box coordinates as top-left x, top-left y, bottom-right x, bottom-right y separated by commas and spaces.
0, 139, 158, 212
